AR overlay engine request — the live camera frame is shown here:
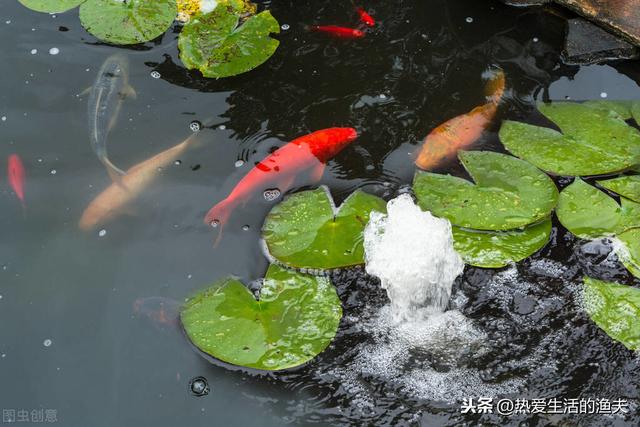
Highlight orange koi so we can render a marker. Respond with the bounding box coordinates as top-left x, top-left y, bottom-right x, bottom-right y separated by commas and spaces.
415, 69, 506, 170
7, 154, 26, 210
356, 7, 375, 27
309, 25, 365, 38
